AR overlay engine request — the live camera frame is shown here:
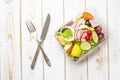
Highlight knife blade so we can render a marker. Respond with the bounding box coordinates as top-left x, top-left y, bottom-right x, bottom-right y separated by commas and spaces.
31, 14, 51, 69
40, 14, 50, 42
